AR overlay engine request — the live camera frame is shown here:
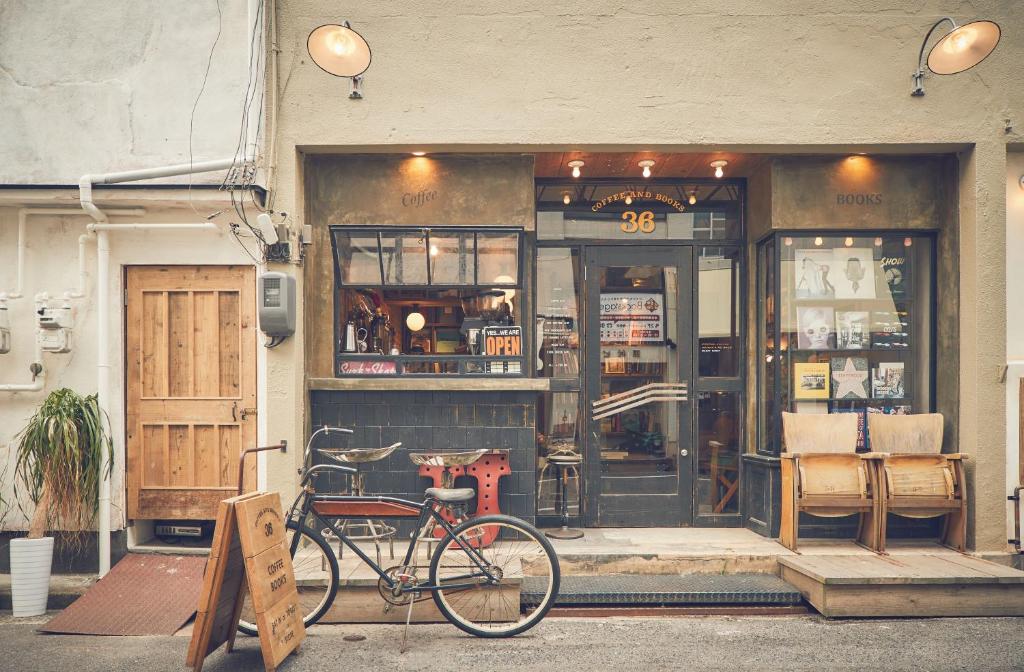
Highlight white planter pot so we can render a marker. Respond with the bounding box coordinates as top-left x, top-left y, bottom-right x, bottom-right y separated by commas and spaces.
9, 537, 54, 617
